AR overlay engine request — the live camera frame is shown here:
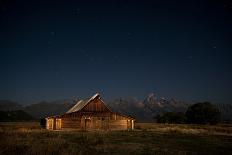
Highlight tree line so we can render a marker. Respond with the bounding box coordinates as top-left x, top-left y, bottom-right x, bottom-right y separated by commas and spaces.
155, 102, 221, 124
